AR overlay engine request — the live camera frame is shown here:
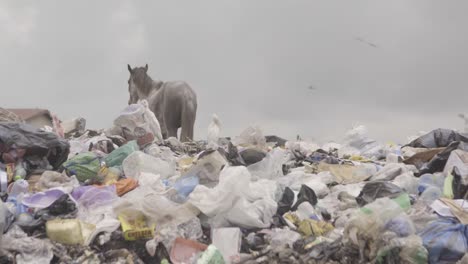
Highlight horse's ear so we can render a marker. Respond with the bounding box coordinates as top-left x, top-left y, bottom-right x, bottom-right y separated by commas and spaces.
127, 64, 133, 73
144, 64, 148, 72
